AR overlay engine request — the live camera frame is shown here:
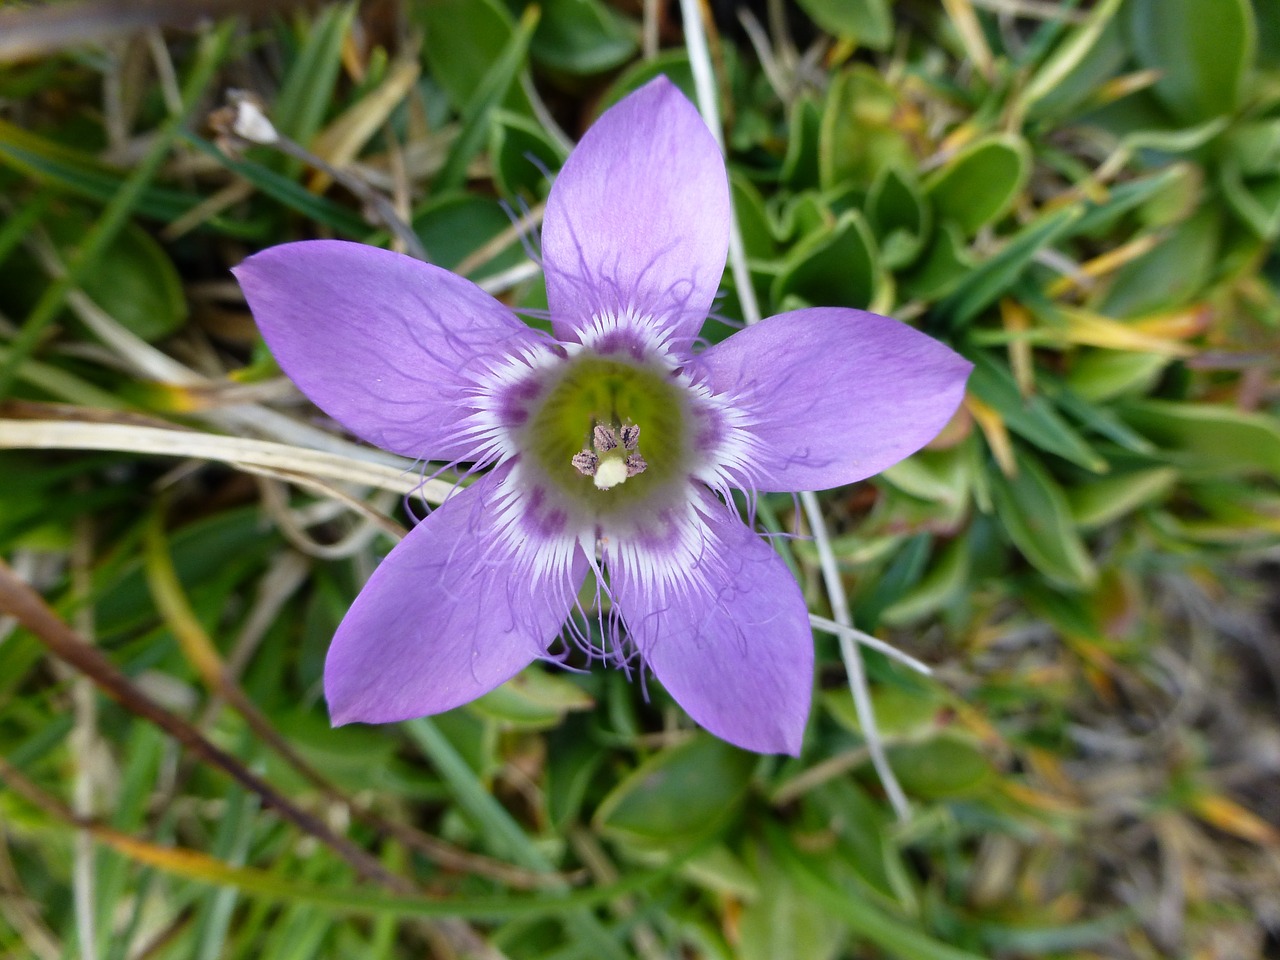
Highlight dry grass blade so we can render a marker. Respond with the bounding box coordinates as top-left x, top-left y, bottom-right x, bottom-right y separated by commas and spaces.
0, 419, 449, 500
